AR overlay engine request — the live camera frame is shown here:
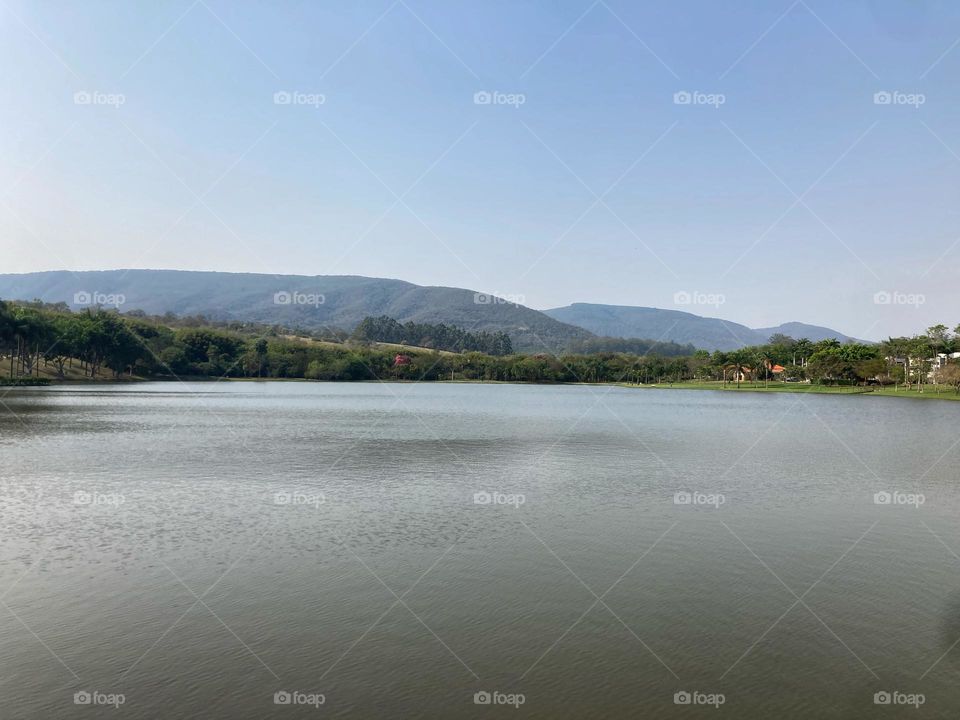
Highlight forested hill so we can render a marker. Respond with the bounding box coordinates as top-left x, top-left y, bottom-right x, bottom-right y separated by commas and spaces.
0, 270, 592, 353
